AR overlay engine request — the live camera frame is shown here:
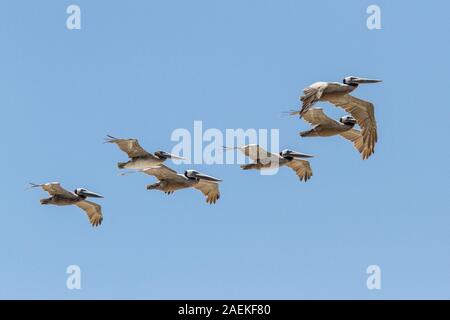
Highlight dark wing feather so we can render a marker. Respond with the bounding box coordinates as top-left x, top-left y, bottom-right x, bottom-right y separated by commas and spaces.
105, 135, 154, 158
